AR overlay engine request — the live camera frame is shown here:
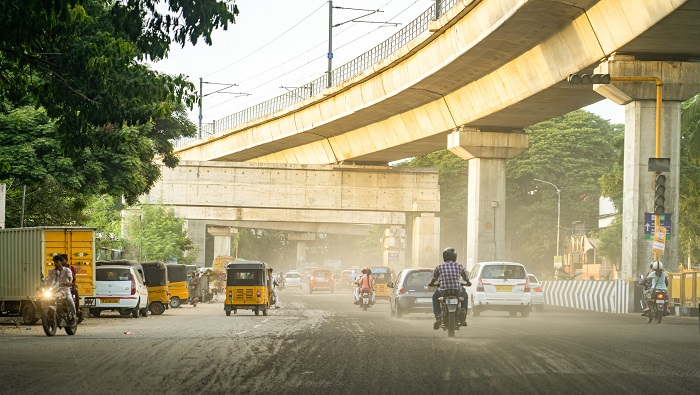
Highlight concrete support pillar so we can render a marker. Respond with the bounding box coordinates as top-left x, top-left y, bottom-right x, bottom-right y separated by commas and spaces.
411, 214, 440, 268
288, 232, 315, 270
185, 220, 207, 266
594, 57, 700, 279
448, 129, 528, 271
208, 226, 232, 259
